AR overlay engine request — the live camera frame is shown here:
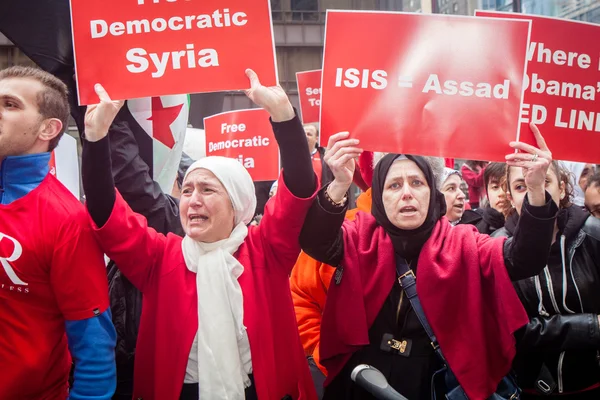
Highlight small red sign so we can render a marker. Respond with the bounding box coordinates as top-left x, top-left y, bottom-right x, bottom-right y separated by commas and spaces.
296, 70, 322, 124
204, 108, 279, 181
